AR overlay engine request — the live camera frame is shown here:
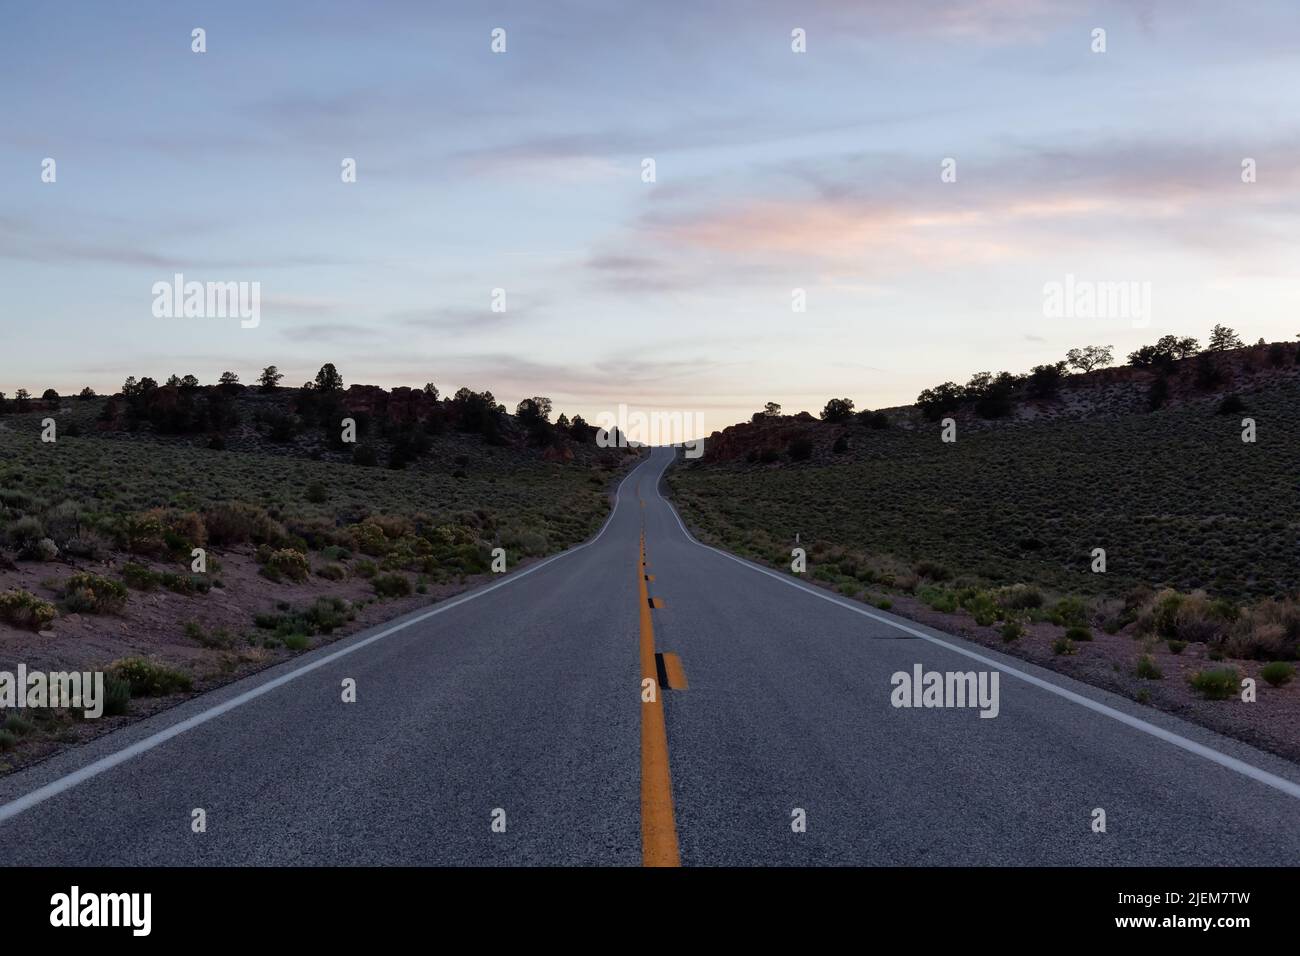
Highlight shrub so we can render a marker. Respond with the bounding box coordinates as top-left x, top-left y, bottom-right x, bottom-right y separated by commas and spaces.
122, 510, 167, 554
1260, 662, 1295, 688
351, 522, 390, 557
918, 586, 957, 613
2, 713, 34, 736
994, 584, 1043, 610
353, 559, 378, 578
1048, 596, 1088, 628
1188, 667, 1241, 700
1137, 589, 1231, 644
202, 502, 285, 546
372, 573, 412, 598
254, 596, 353, 638
110, 658, 192, 696
264, 548, 309, 583
5, 515, 45, 550
305, 481, 328, 504
0, 589, 57, 630
914, 560, 952, 582
316, 562, 348, 580
1135, 655, 1162, 679
1226, 598, 1300, 660
1167, 639, 1187, 654
1001, 619, 1025, 643
960, 590, 1000, 626
1052, 637, 1077, 656
62, 572, 128, 614
104, 675, 132, 715
30, 537, 59, 561
1064, 625, 1092, 642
